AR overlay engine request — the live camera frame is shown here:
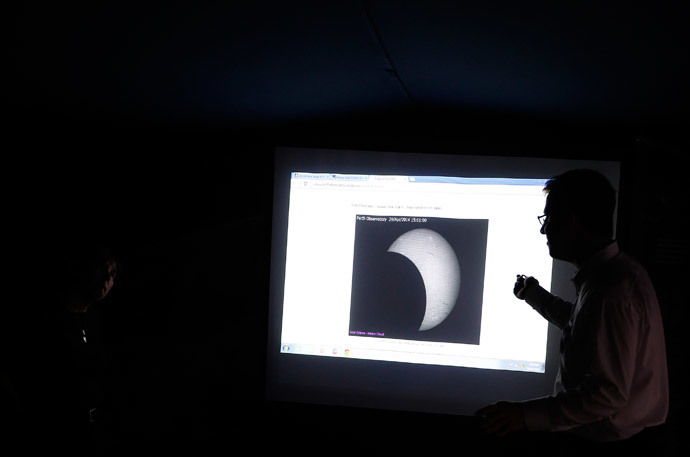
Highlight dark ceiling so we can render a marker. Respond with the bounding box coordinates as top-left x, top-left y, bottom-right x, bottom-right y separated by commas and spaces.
7, 1, 689, 250
8, 1, 689, 133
